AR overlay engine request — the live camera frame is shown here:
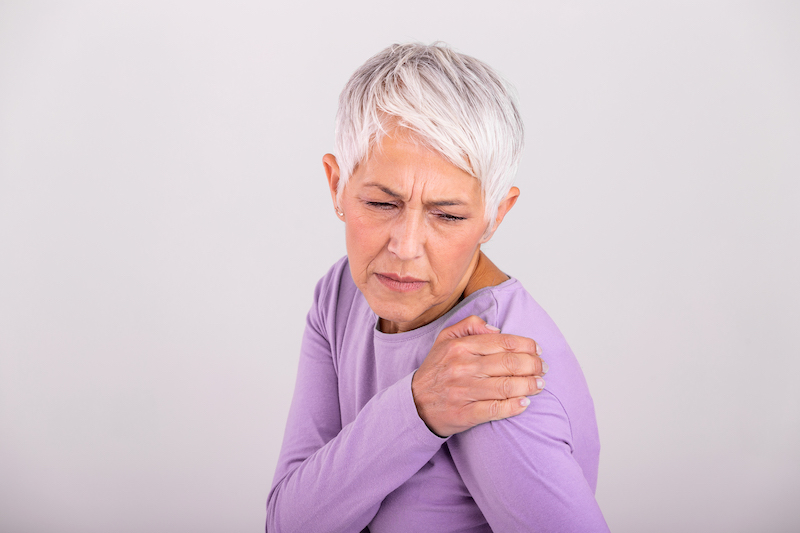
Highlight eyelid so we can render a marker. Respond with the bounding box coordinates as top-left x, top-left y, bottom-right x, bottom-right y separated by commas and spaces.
366, 201, 397, 209
365, 200, 466, 221
434, 210, 466, 221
